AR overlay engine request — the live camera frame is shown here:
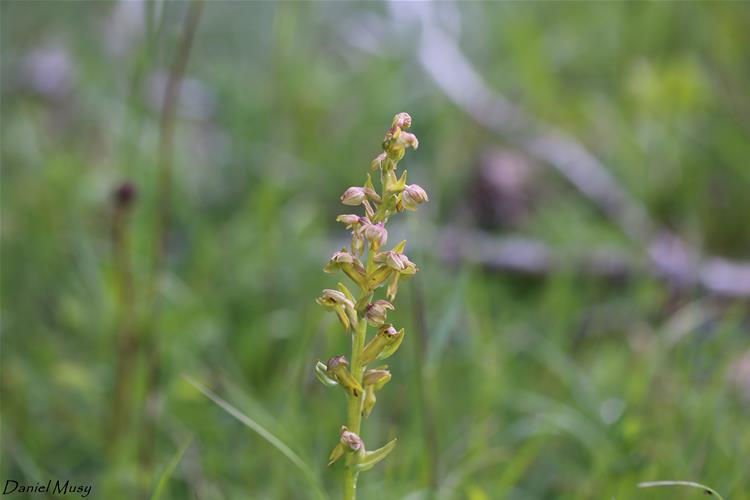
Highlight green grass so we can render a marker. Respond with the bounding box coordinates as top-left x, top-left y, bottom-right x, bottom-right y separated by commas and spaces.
2, 2, 749, 499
